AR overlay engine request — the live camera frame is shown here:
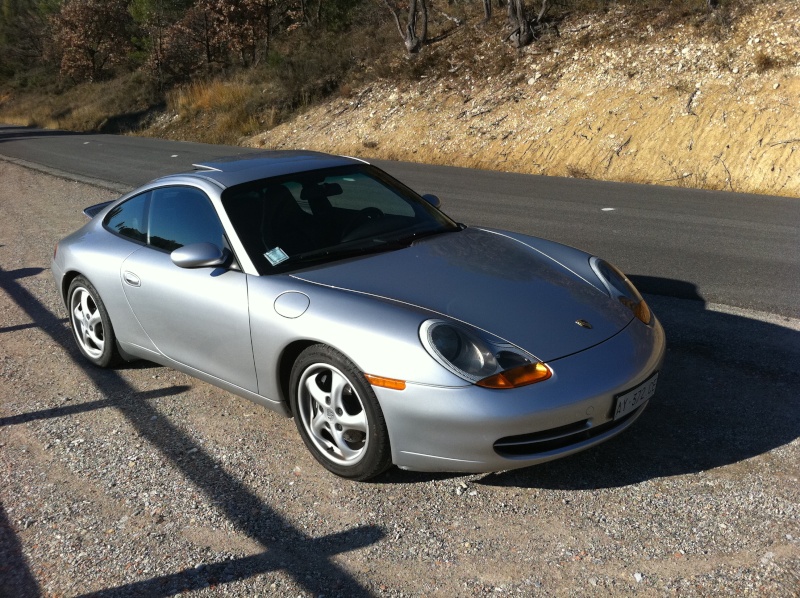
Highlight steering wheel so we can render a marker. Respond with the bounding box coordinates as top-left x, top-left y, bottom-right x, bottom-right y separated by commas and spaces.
341, 207, 385, 240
